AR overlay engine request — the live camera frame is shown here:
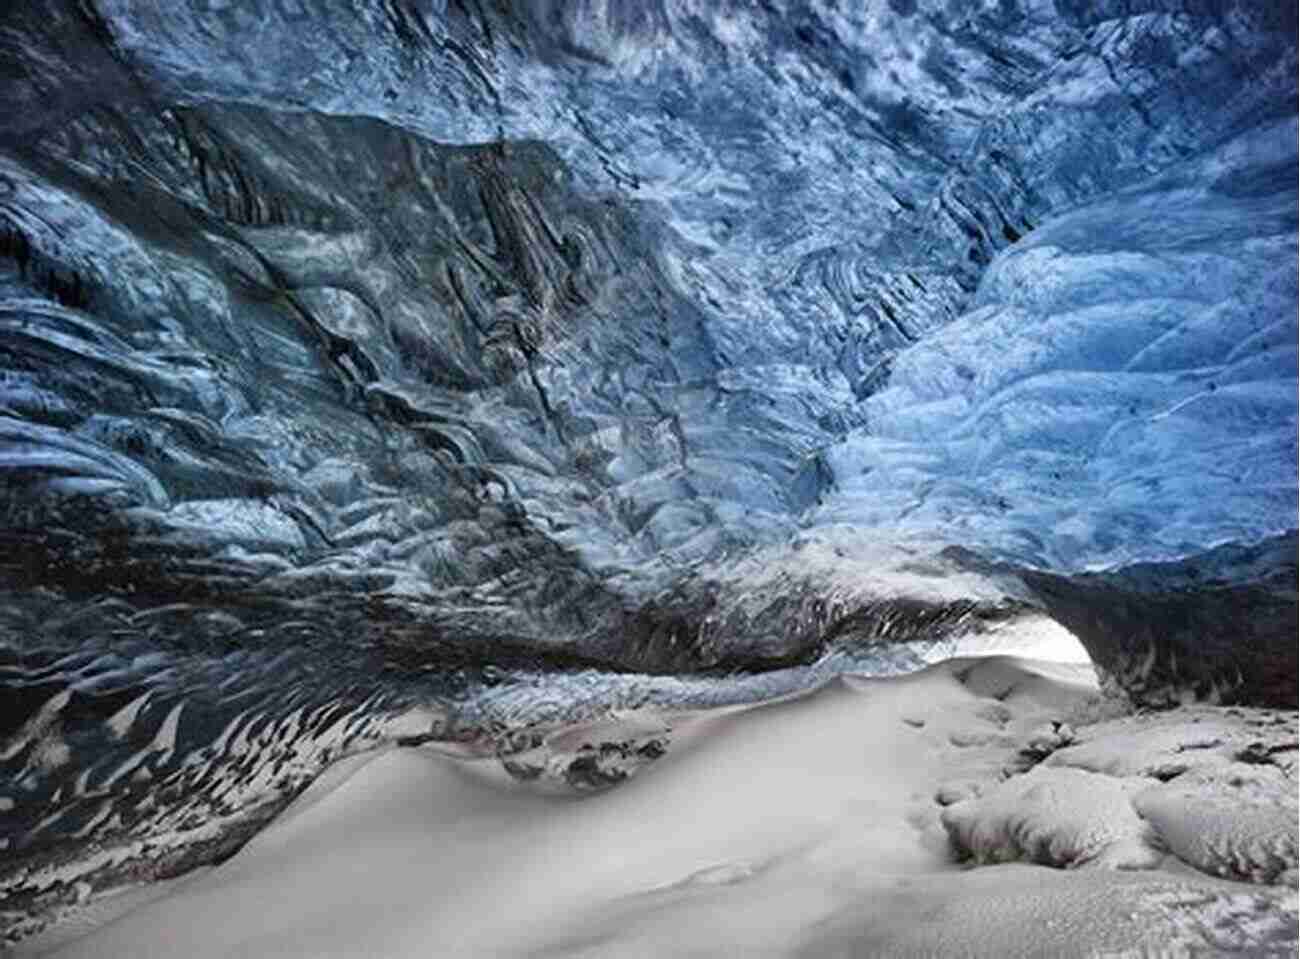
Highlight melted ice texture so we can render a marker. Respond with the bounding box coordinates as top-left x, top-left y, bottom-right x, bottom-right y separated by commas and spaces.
0, 0, 1296, 944
815, 118, 1299, 571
